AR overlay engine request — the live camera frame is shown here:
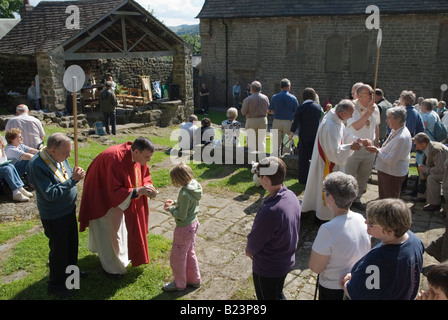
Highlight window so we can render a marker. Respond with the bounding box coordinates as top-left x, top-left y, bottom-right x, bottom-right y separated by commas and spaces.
287, 25, 307, 54
437, 23, 448, 59
350, 34, 369, 72
326, 35, 344, 72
